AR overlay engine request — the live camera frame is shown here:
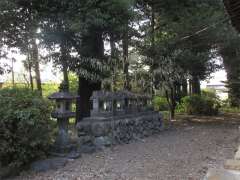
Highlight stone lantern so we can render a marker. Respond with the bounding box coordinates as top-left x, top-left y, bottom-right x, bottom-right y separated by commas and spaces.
48, 88, 79, 154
